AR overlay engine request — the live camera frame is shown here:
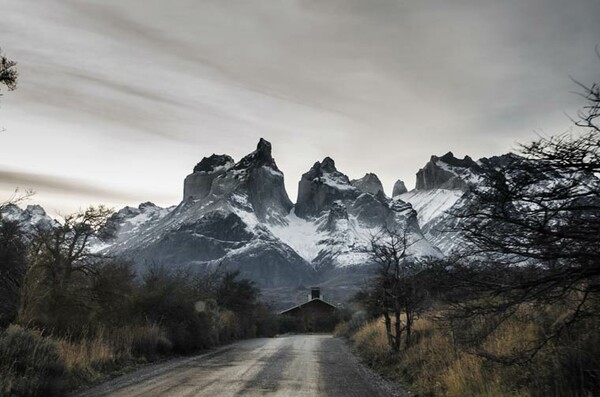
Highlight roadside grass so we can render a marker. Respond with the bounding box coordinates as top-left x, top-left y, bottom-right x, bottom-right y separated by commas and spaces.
337, 306, 600, 397
57, 324, 173, 390
0, 325, 65, 397
0, 324, 172, 397
1, 312, 283, 396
